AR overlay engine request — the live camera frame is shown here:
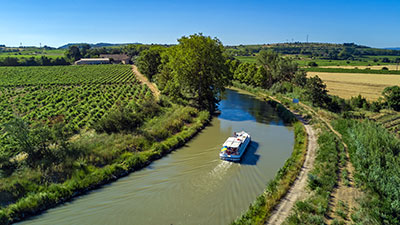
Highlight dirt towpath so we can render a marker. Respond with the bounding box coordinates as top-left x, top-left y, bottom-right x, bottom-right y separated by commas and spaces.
266, 117, 317, 225
132, 65, 160, 100
293, 100, 362, 224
